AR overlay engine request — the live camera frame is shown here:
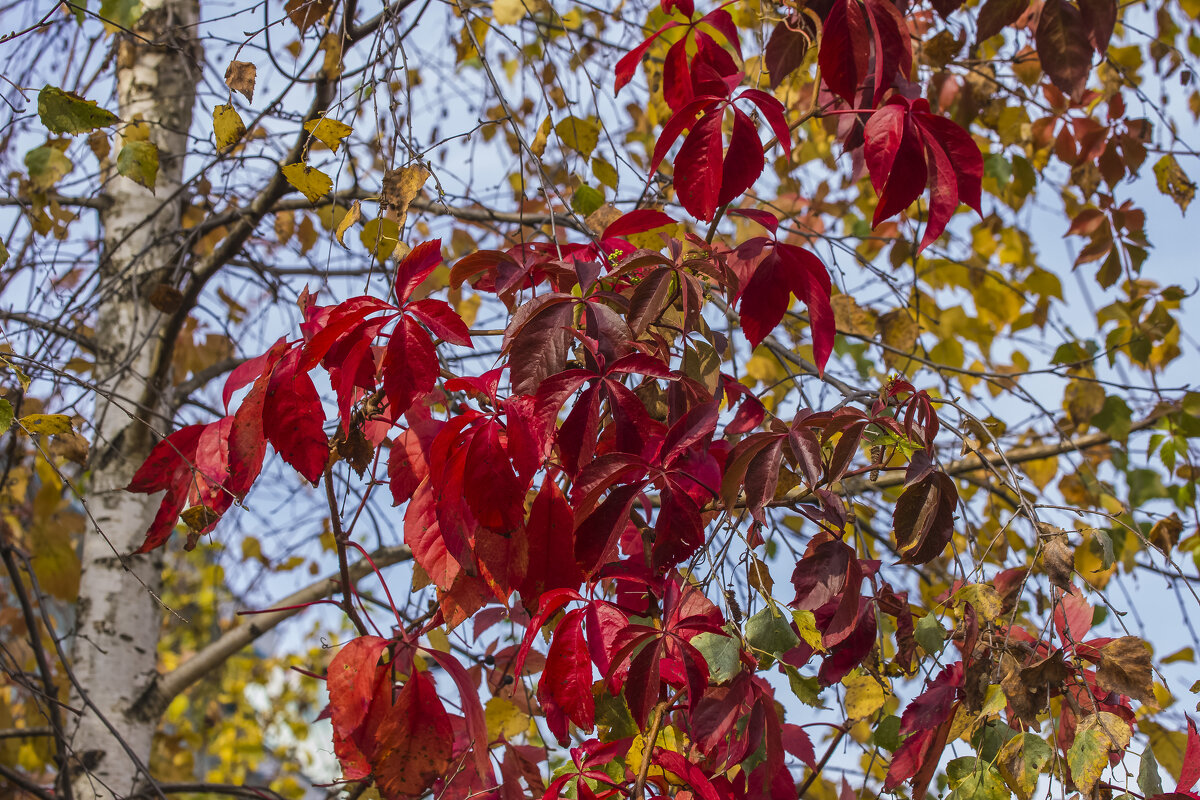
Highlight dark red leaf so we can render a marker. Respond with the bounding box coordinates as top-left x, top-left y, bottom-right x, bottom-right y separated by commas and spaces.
892, 471, 958, 564
976, 0, 1030, 42
674, 111, 725, 221
819, 0, 870, 105
519, 476, 584, 609
1078, 0, 1116, 54
1036, 0, 1093, 100
764, 18, 811, 89
537, 609, 595, 744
